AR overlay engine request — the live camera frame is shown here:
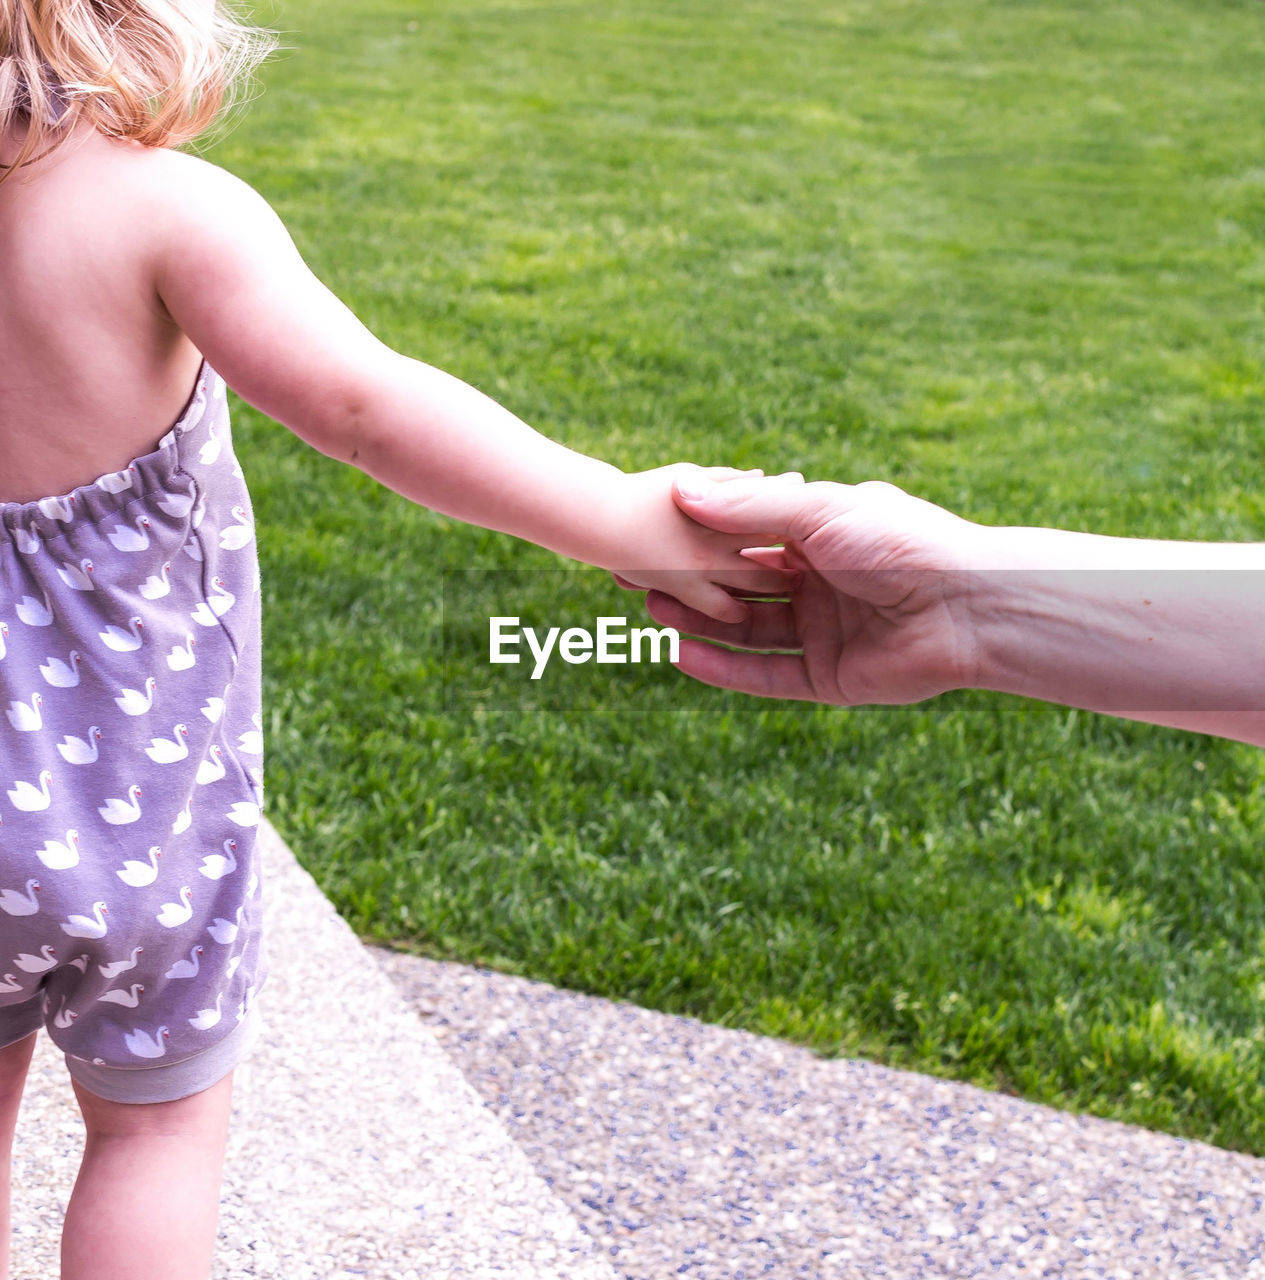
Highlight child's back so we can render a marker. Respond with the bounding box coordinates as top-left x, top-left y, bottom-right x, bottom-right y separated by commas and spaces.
0, 123, 207, 503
